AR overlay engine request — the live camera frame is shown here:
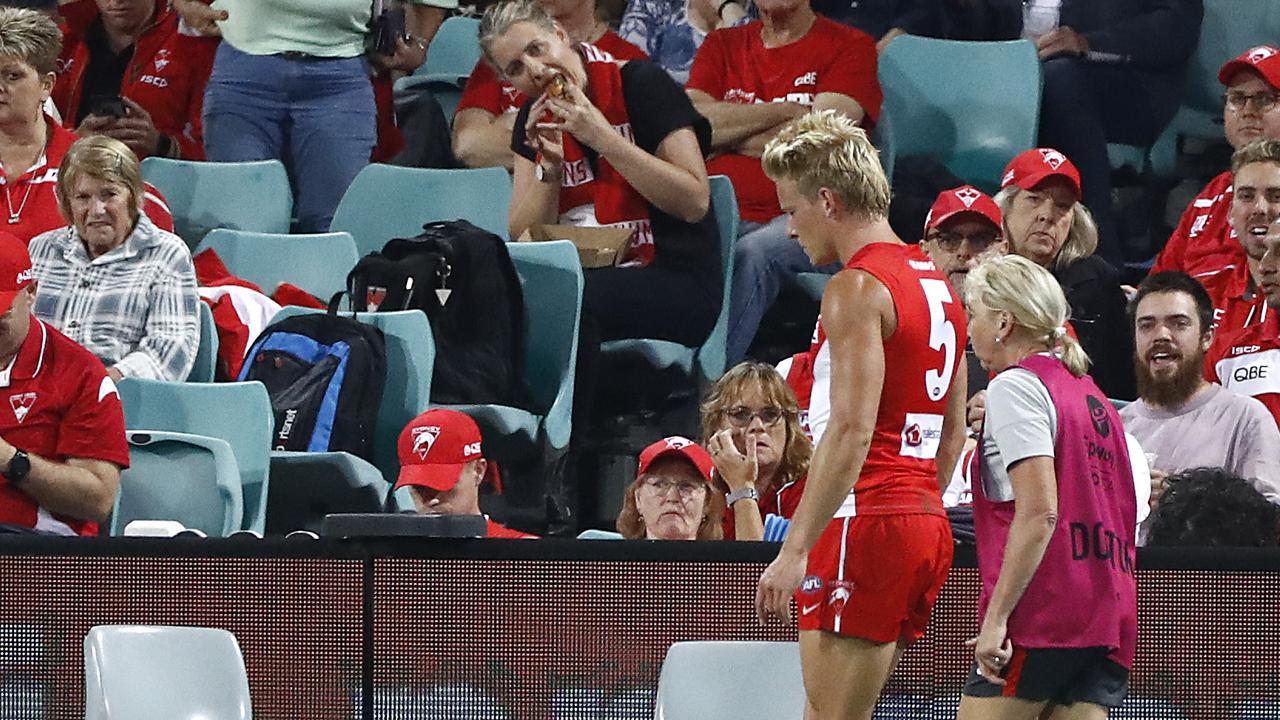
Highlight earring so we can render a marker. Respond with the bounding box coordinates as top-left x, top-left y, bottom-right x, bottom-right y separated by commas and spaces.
995, 336, 1003, 344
